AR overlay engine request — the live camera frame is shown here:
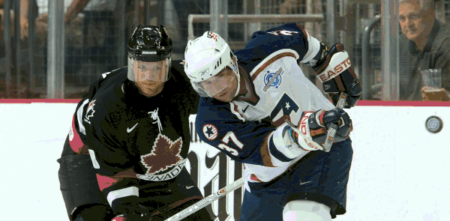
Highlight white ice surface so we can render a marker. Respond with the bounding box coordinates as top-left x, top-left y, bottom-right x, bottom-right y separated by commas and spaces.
0, 103, 449, 220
